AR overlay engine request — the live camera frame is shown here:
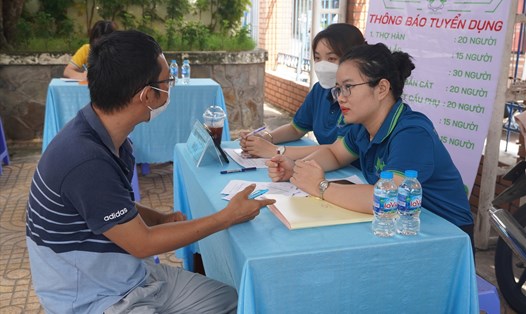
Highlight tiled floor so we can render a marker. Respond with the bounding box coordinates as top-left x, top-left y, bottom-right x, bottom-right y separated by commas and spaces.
0, 142, 183, 313
1, 146, 43, 313
0, 104, 522, 313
